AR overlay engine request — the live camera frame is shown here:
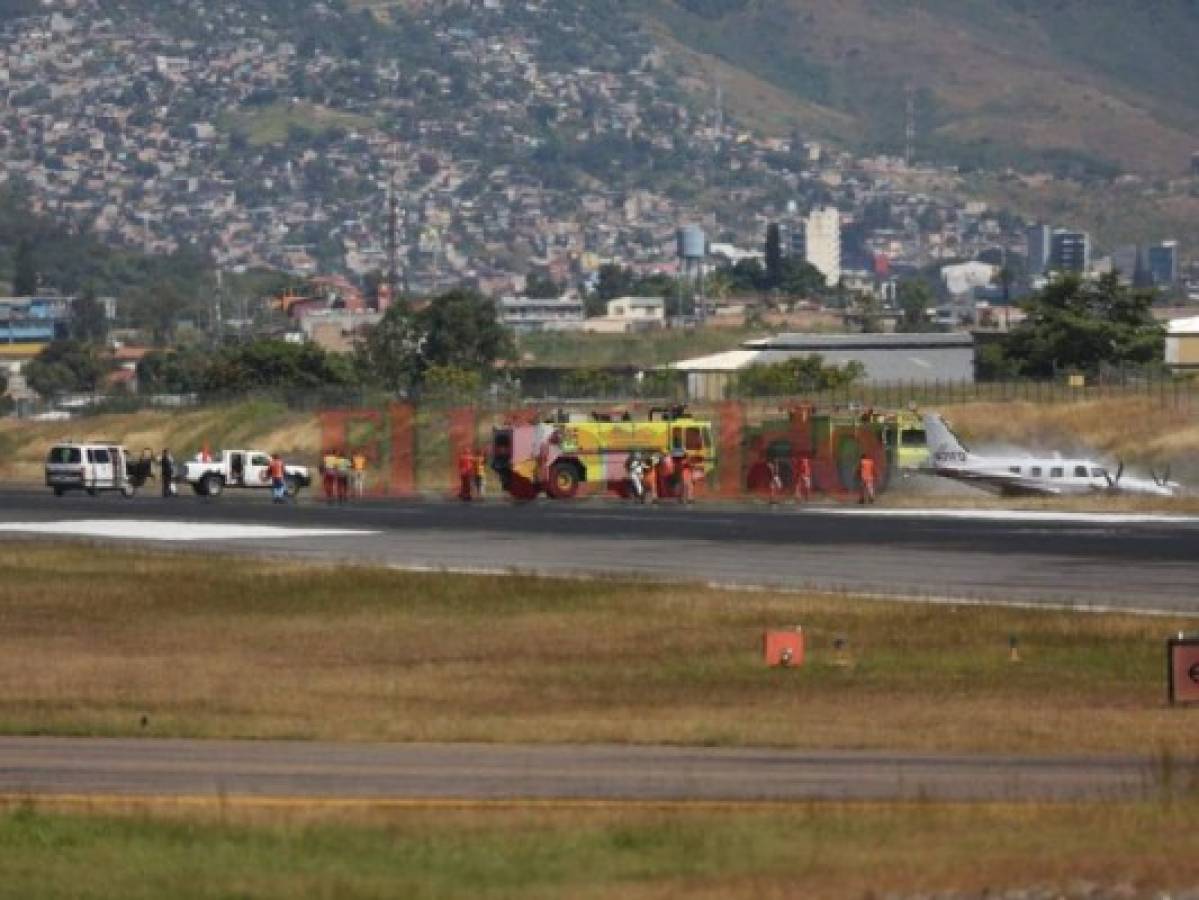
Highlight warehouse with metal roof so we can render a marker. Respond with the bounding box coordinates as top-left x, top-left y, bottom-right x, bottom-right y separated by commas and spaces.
671, 332, 976, 400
